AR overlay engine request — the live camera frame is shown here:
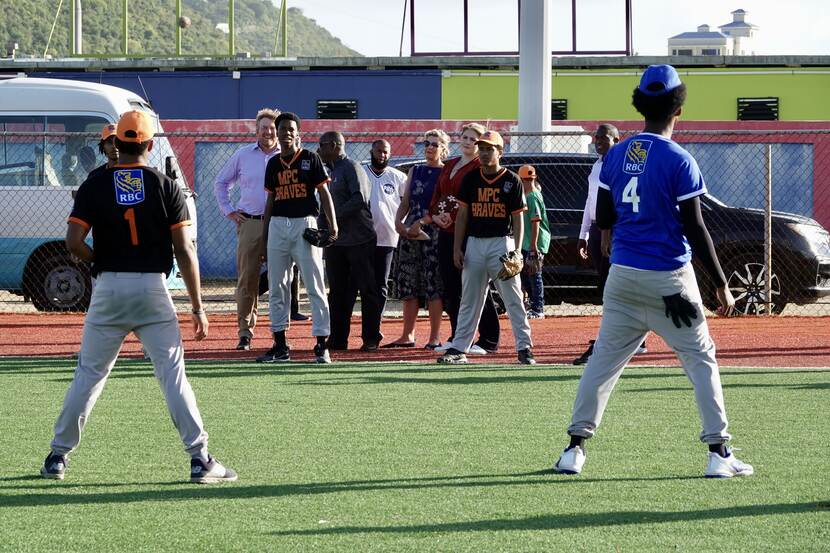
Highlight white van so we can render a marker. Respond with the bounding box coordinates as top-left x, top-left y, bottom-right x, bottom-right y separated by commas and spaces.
0, 77, 196, 311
